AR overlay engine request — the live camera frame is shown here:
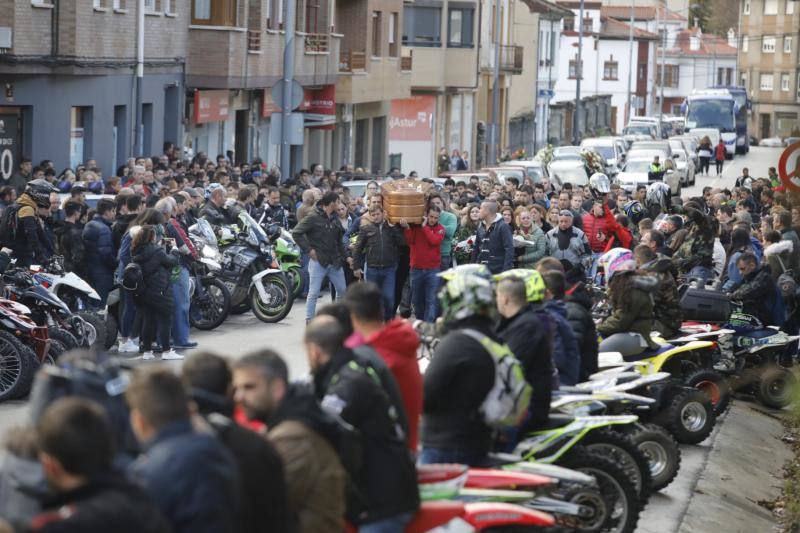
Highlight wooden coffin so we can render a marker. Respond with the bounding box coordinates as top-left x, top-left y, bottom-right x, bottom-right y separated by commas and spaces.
381, 179, 432, 224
